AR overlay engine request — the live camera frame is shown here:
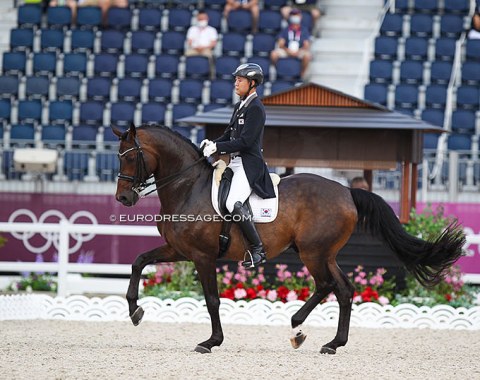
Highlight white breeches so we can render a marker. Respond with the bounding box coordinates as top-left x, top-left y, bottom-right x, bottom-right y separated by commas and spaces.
226, 157, 252, 213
